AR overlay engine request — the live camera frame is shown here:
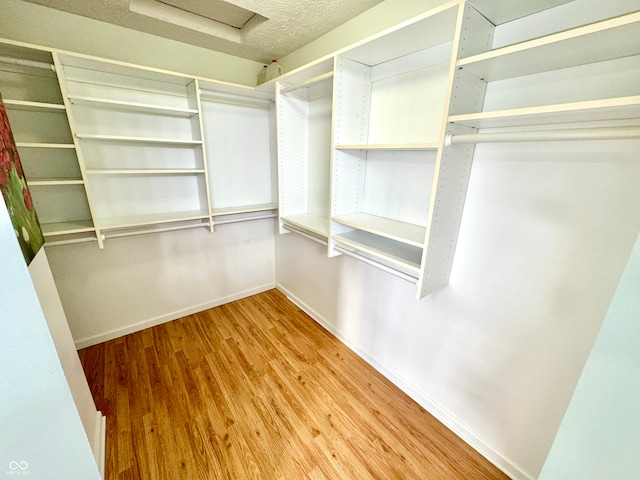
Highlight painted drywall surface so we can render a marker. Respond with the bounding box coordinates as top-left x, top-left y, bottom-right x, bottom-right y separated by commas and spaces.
275, 139, 640, 478
1, 0, 261, 86
45, 219, 277, 347
28, 249, 101, 457
539, 230, 640, 479
279, 0, 449, 73
0, 197, 100, 479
